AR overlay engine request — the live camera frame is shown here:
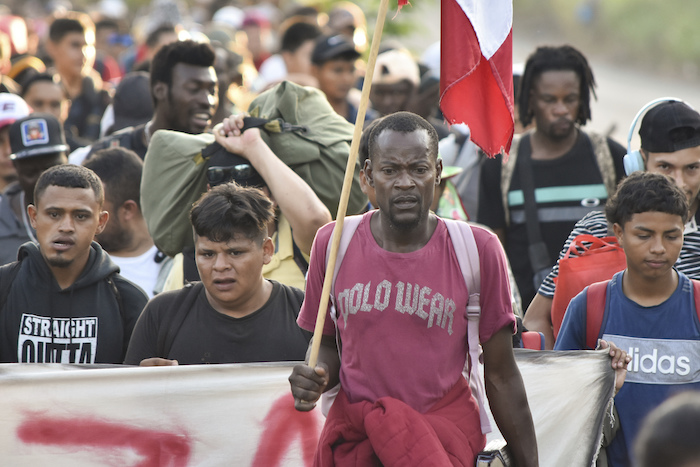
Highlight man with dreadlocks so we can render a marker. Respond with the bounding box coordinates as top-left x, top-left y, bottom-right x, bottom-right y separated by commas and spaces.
478, 45, 626, 308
